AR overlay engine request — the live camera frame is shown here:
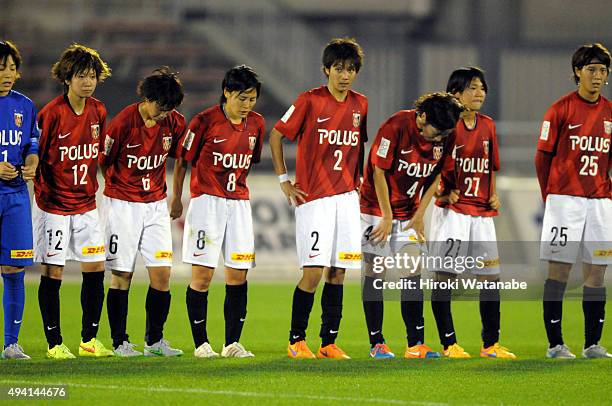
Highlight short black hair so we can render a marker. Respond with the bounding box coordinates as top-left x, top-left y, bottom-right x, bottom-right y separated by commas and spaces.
415, 92, 465, 131
220, 64, 261, 103
52, 43, 111, 93
572, 43, 611, 84
0, 40, 22, 79
137, 67, 184, 111
322, 37, 364, 75
446, 66, 488, 94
